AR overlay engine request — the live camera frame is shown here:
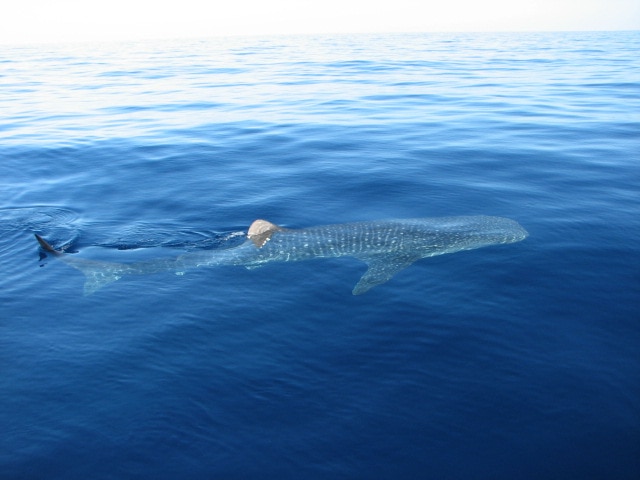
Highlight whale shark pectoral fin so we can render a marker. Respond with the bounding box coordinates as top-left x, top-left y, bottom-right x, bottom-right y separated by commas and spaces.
81, 268, 122, 296
247, 219, 283, 248
352, 254, 420, 295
